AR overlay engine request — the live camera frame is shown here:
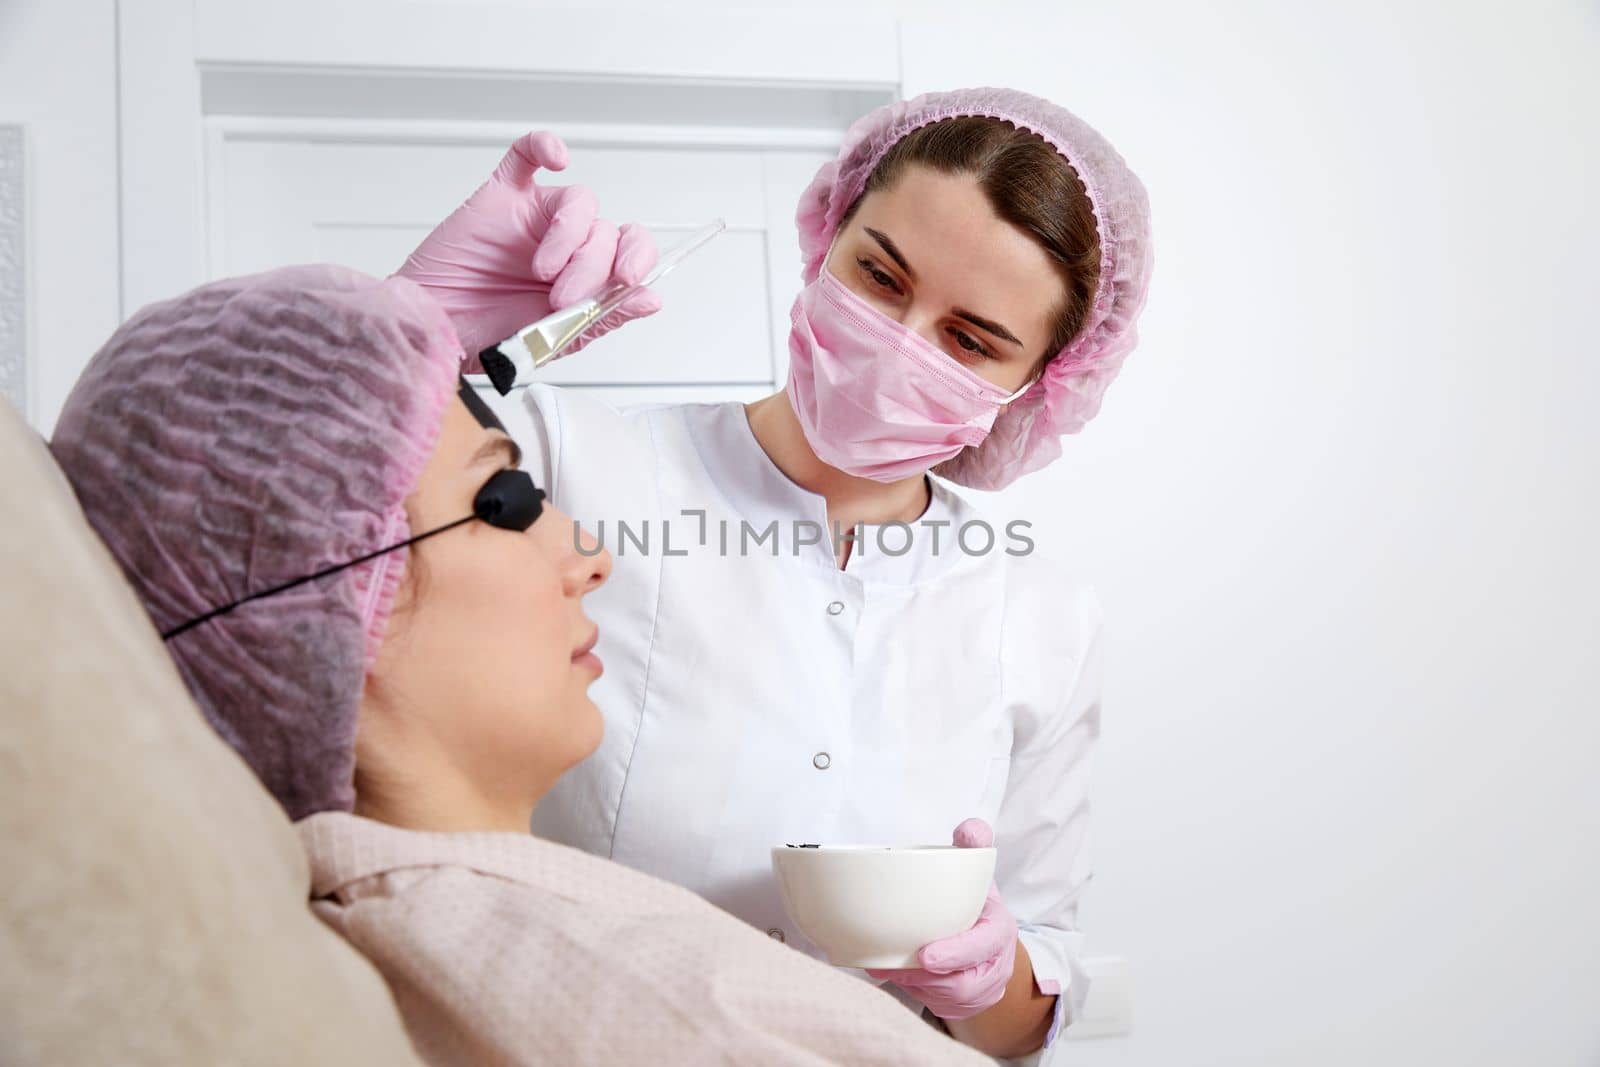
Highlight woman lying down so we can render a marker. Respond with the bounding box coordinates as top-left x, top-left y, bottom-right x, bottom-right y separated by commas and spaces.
48, 264, 990, 1067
